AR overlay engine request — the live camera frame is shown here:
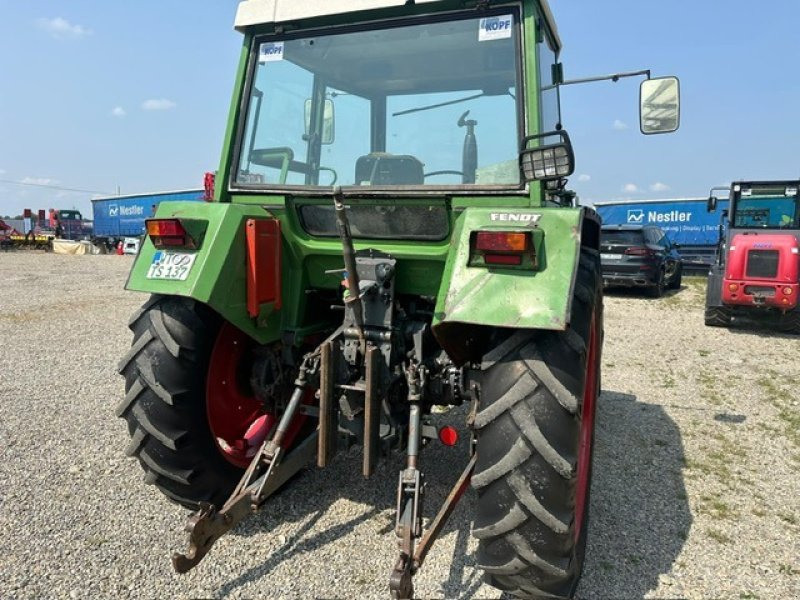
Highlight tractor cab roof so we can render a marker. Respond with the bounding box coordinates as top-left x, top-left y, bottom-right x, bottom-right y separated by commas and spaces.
234, 0, 561, 50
